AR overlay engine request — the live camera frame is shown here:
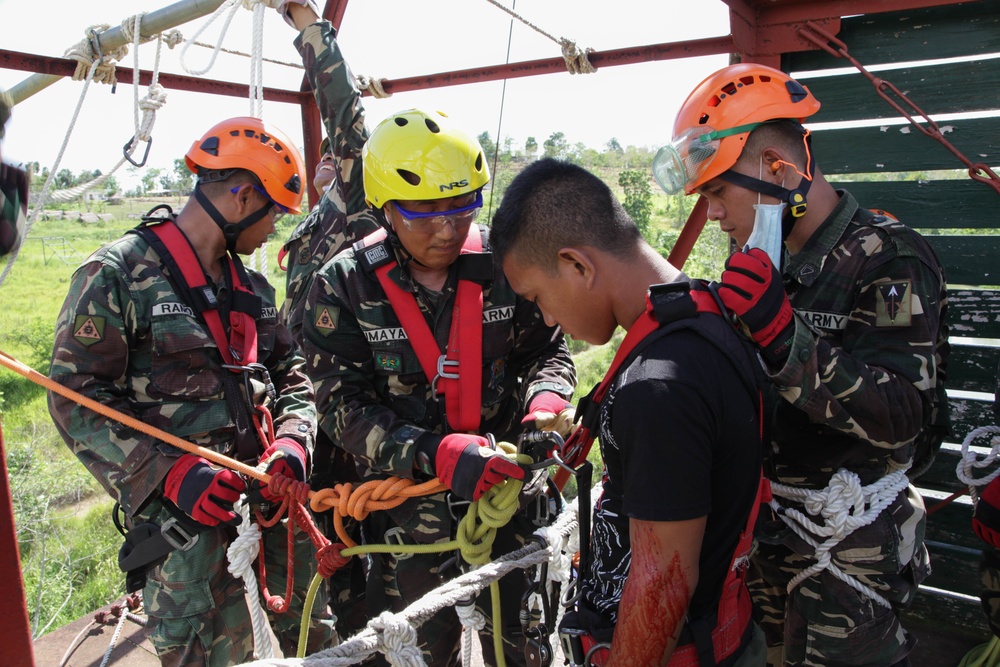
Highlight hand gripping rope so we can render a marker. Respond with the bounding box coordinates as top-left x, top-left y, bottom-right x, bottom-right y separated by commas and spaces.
2, 348, 539, 664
